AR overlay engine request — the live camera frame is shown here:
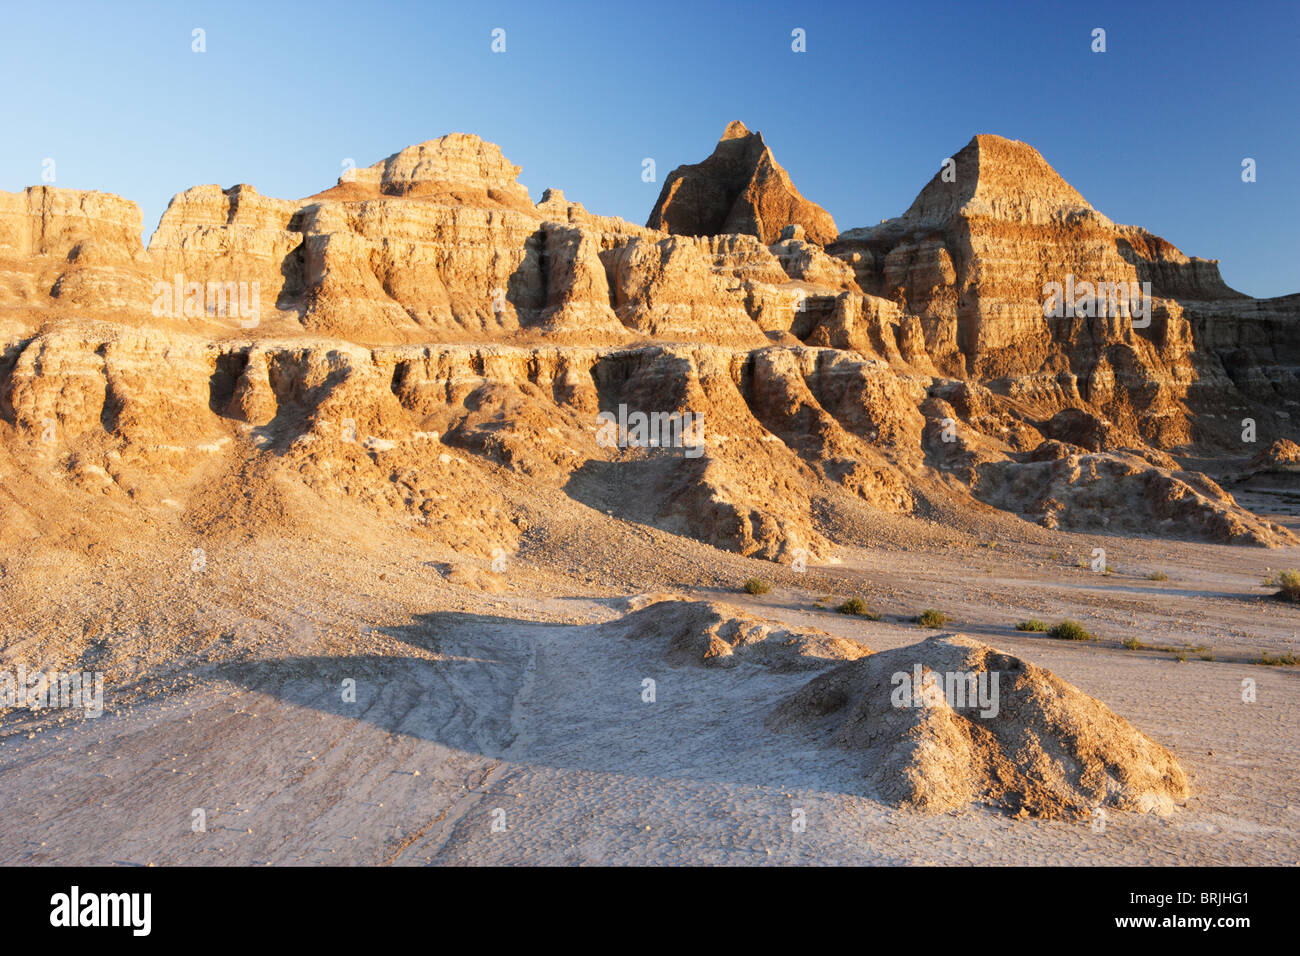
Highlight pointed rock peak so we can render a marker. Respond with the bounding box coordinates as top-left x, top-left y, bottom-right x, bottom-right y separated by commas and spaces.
647, 123, 837, 246
966, 134, 1095, 210
721, 120, 751, 141
898, 133, 1102, 230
